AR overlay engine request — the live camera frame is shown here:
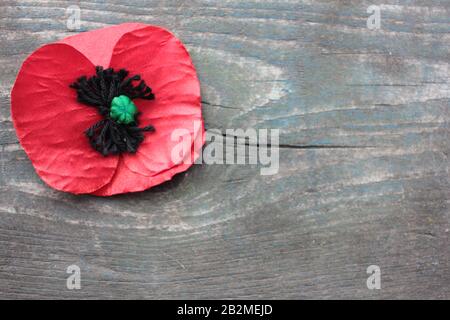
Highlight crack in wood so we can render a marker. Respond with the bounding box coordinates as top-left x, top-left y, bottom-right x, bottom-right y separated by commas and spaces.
201, 100, 241, 110
208, 131, 377, 150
